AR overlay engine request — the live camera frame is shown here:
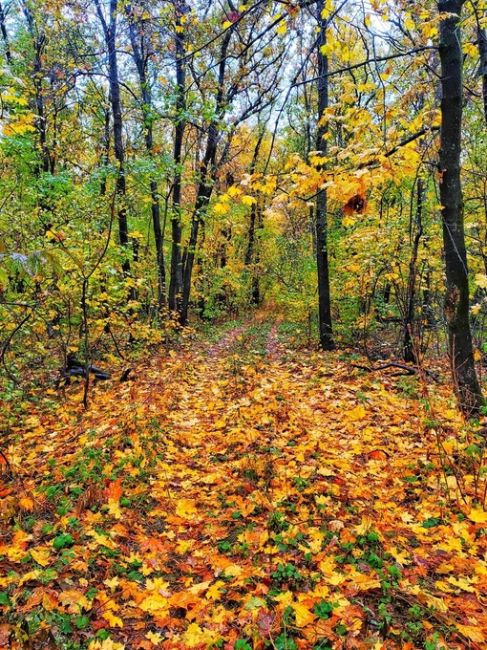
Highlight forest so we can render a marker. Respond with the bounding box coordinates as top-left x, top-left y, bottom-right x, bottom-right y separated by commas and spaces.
0, 0, 486, 648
